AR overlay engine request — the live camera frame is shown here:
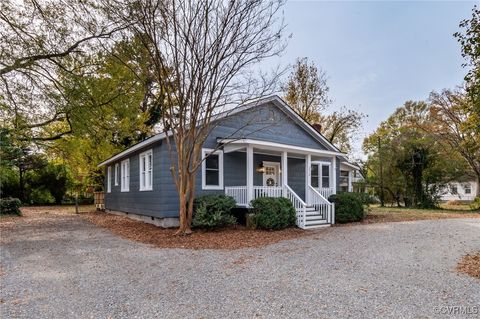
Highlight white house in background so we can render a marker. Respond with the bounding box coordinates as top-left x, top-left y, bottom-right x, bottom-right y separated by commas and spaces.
339, 162, 364, 193
438, 180, 478, 202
